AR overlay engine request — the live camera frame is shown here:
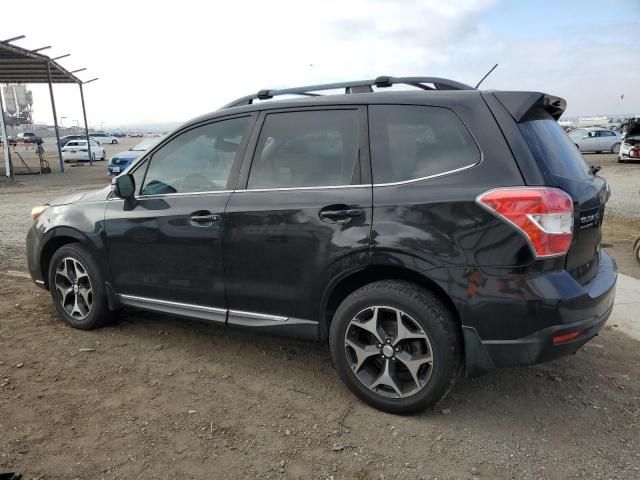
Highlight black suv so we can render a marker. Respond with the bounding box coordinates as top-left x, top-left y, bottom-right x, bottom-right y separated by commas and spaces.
26, 76, 617, 414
